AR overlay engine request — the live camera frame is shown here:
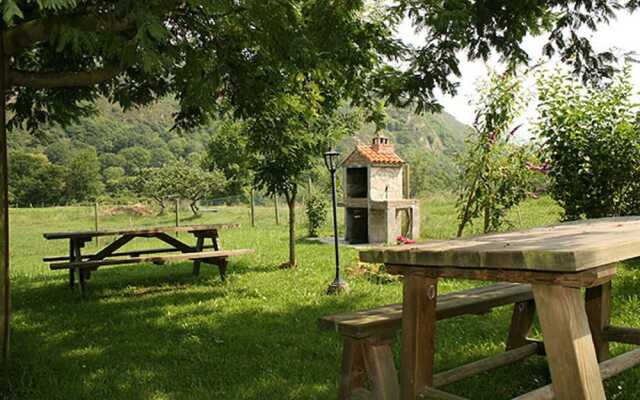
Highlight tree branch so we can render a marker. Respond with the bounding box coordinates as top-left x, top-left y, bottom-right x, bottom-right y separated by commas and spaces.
7, 65, 121, 88
3, 13, 135, 56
